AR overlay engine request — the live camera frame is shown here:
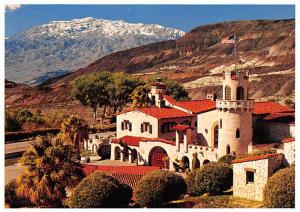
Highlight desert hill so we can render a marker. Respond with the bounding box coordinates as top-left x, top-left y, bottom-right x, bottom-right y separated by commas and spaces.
5, 19, 295, 124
